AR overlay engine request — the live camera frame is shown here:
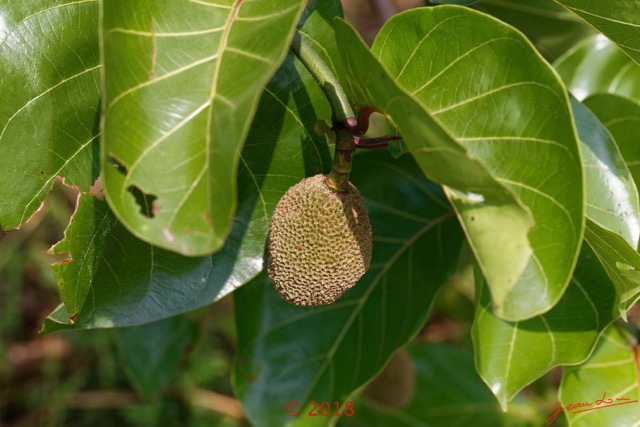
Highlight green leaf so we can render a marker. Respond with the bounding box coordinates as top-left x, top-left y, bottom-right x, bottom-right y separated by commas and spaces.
583, 94, 640, 191
571, 96, 640, 247
553, 0, 640, 67
101, 0, 307, 256
570, 95, 640, 319
0, 0, 100, 230
233, 150, 465, 427
342, 343, 540, 427
584, 219, 640, 320
49, 192, 116, 319
432, 0, 481, 5
554, 35, 640, 102
42, 46, 332, 331
473, 243, 618, 409
114, 315, 199, 399
343, 6, 584, 321
473, 96, 640, 408
474, 0, 595, 62
334, 15, 534, 322
558, 324, 640, 427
